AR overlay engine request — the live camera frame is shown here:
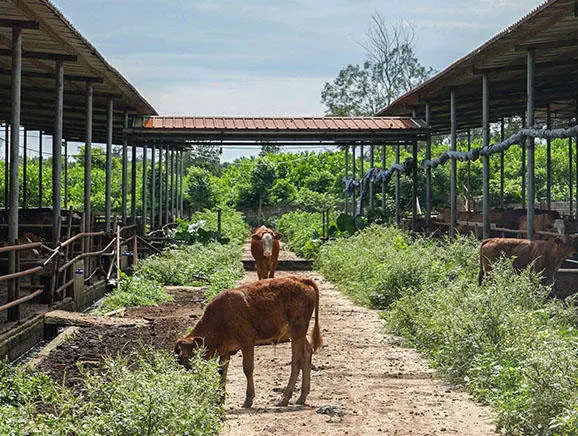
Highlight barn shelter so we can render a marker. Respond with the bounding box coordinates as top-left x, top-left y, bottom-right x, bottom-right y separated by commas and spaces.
369, 0, 578, 241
